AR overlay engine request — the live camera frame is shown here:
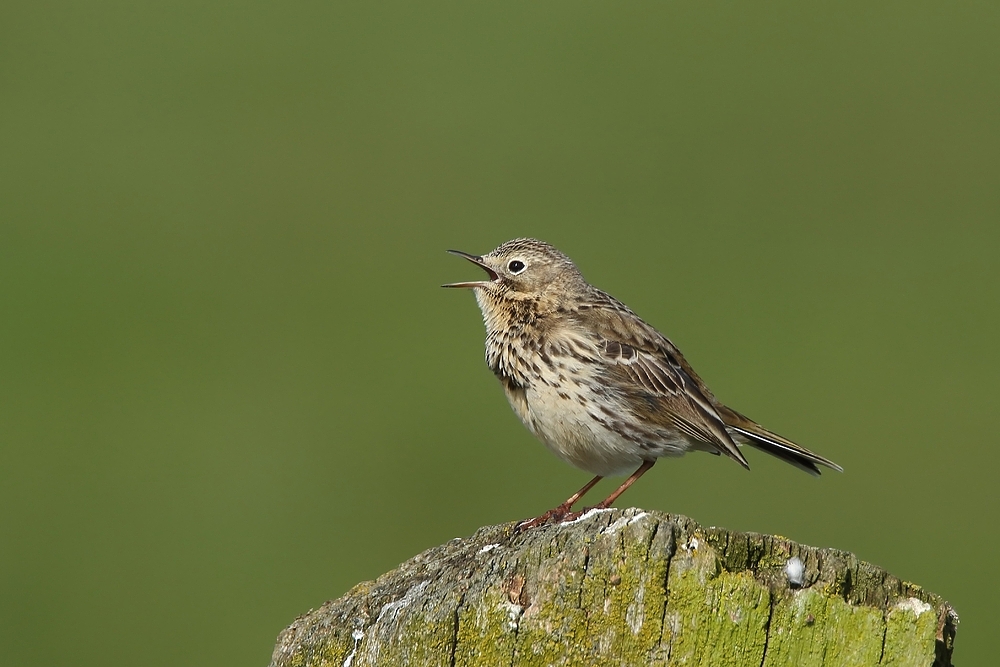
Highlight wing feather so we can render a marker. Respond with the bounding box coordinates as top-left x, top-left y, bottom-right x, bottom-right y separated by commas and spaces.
579, 293, 750, 469
563, 289, 841, 475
